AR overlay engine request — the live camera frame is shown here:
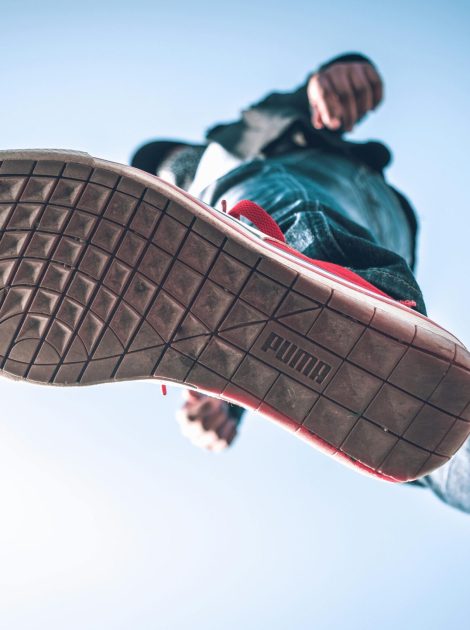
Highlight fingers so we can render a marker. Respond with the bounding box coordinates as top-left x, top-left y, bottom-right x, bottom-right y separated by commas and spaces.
182, 388, 205, 402
349, 64, 374, 121
307, 61, 384, 132
177, 393, 239, 452
363, 63, 384, 109
208, 419, 238, 452
184, 396, 223, 423
325, 69, 357, 132
312, 107, 323, 130
307, 73, 342, 130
